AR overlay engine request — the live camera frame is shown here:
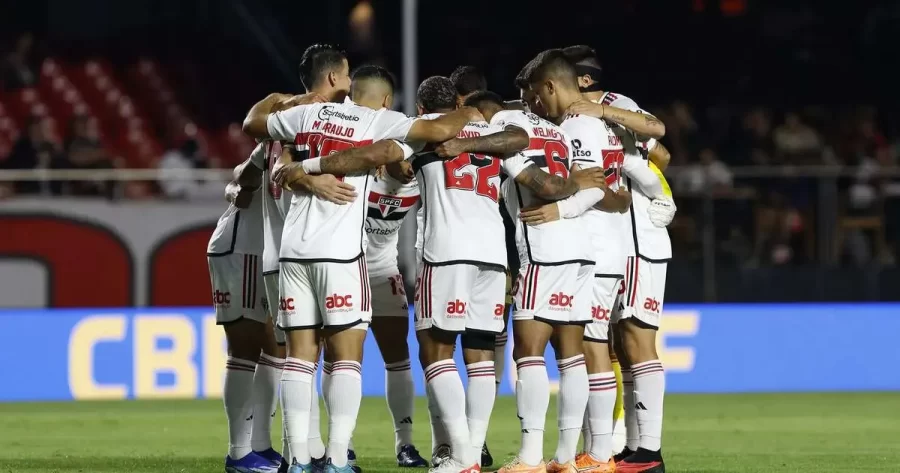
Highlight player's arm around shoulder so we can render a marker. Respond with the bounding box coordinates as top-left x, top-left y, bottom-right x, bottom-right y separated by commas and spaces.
566, 99, 665, 141
406, 106, 483, 143
241, 92, 327, 140
271, 143, 358, 205
434, 124, 528, 158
